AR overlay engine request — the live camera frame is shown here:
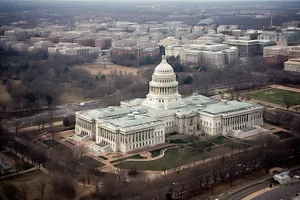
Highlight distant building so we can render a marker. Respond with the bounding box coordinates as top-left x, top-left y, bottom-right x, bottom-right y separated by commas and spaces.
48, 42, 100, 57
196, 18, 217, 29
165, 43, 238, 68
95, 38, 112, 49
158, 37, 182, 47
149, 27, 170, 34
192, 19, 216, 35
263, 46, 300, 58
28, 41, 53, 52
11, 42, 30, 52
4, 28, 34, 40
258, 27, 300, 46
111, 46, 159, 59
223, 39, 275, 56
74, 37, 96, 47
217, 25, 239, 34
284, 58, 300, 73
